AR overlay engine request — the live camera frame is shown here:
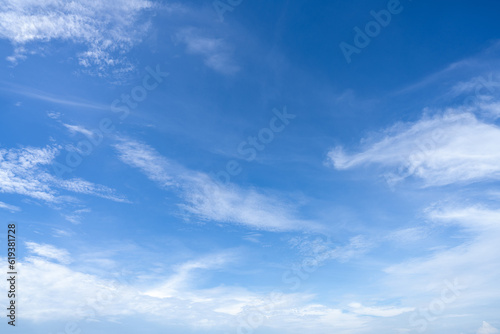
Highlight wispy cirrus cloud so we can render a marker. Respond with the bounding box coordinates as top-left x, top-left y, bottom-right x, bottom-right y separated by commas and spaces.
0, 82, 110, 111
113, 138, 179, 188
288, 234, 372, 264
477, 321, 500, 334
348, 302, 414, 317
25, 241, 72, 264
144, 251, 238, 299
63, 208, 91, 224
176, 27, 239, 75
62, 123, 97, 138
0, 200, 20, 212
0, 144, 126, 203
0, 0, 154, 76
179, 172, 322, 232
113, 138, 322, 232
328, 109, 500, 187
